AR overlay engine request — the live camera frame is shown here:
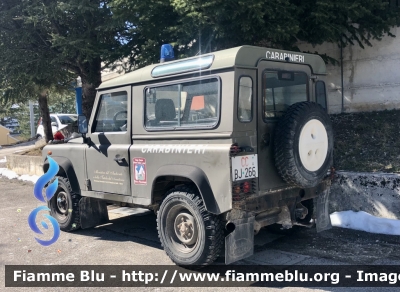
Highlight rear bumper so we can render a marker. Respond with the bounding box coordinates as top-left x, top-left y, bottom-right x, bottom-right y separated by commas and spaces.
234, 178, 331, 213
